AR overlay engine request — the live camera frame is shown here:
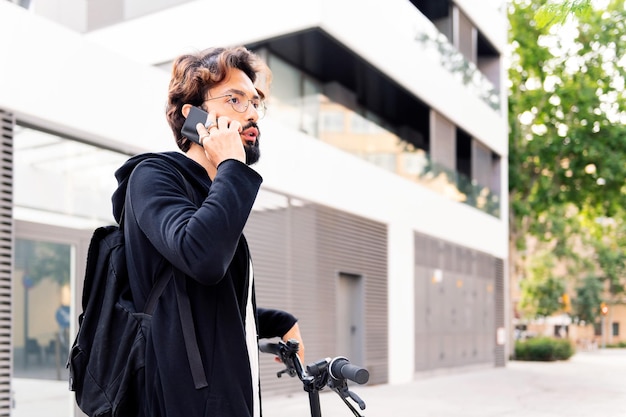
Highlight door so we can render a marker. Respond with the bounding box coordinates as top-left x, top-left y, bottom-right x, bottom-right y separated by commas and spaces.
337, 272, 364, 366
